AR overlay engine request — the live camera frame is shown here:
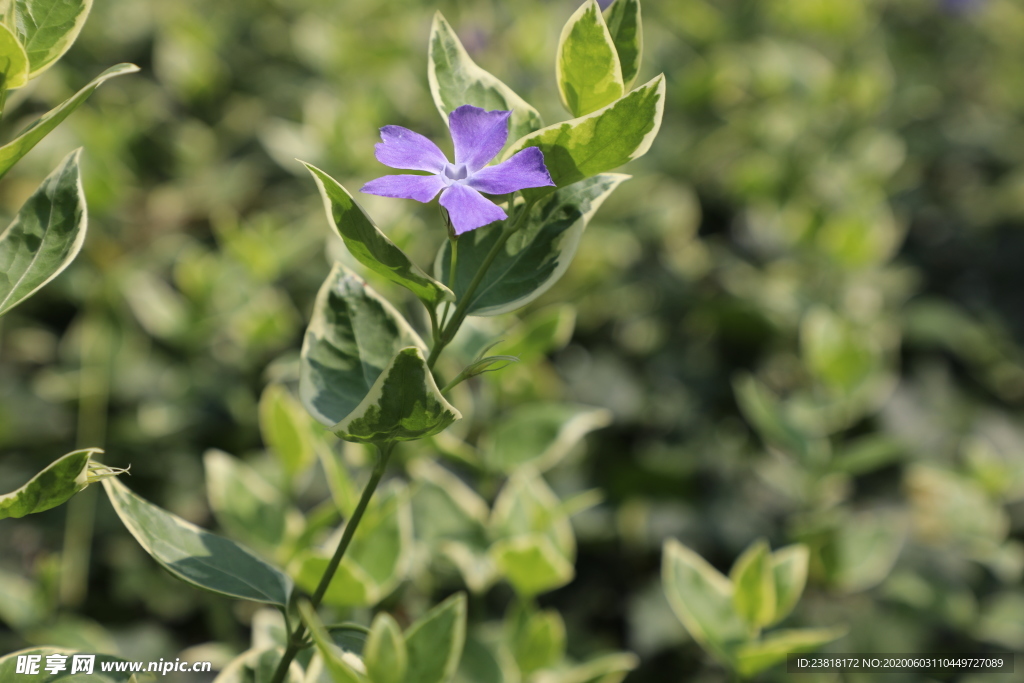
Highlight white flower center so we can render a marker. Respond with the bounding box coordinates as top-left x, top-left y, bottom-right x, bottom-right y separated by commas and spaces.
443, 163, 469, 181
